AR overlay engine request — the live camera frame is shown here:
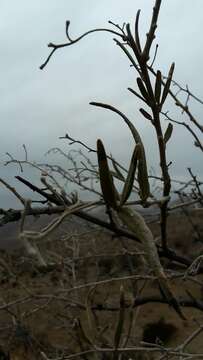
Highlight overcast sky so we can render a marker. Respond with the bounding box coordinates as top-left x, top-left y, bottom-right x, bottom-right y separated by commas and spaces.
0, 0, 203, 208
